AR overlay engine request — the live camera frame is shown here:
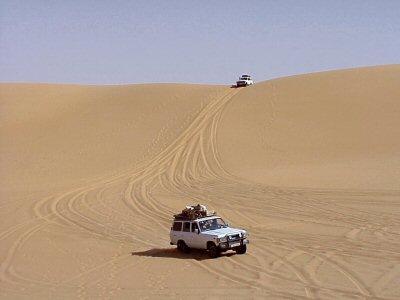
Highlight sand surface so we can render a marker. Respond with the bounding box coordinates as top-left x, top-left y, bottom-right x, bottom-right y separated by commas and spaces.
1, 65, 400, 299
